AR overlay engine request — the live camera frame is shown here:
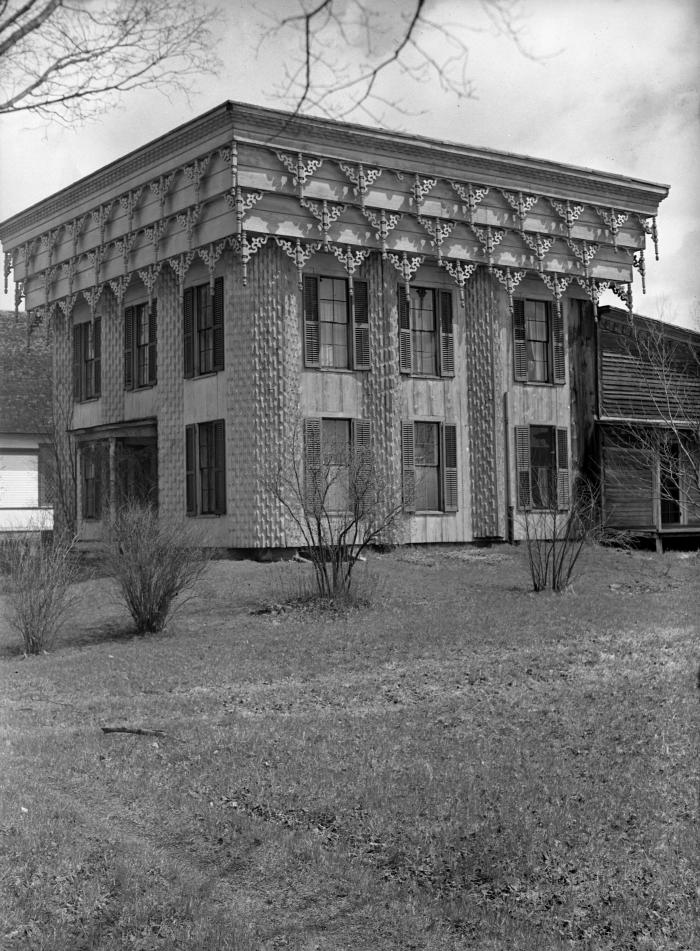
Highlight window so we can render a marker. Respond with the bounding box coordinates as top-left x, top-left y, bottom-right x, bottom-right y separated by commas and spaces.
303, 417, 371, 512
303, 275, 369, 370
81, 445, 102, 520
401, 421, 458, 513
513, 298, 565, 384
72, 318, 101, 401
515, 425, 569, 510
124, 301, 157, 389
398, 285, 454, 377
184, 277, 224, 377
185, 420, 226, 515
